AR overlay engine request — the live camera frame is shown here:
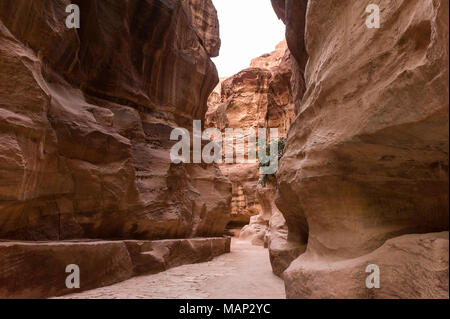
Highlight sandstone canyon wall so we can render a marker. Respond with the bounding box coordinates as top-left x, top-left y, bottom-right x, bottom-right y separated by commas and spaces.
0, 0, 231, 241
272, 0, 449, 298
205, 41, 294, 230
0, 0, 233, 298
205, 41, 295, 240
